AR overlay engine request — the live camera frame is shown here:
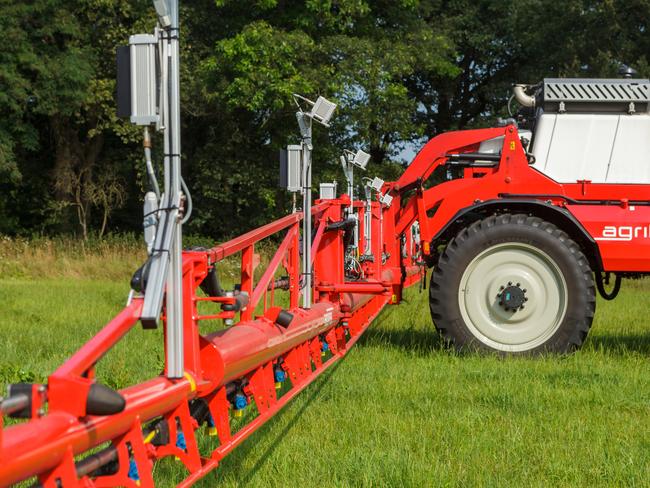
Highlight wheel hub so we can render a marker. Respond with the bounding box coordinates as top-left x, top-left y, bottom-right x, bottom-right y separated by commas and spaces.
498, 282, 527, 311
457, 242, 568, 352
